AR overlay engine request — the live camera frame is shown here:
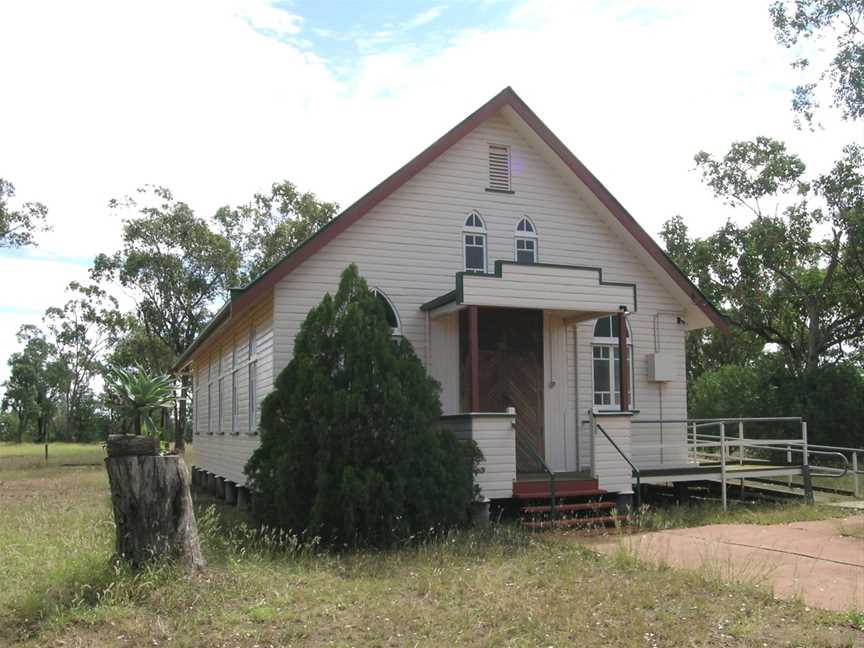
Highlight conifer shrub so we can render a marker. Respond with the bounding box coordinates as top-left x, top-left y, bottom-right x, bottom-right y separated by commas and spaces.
245, 264, 481, 546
